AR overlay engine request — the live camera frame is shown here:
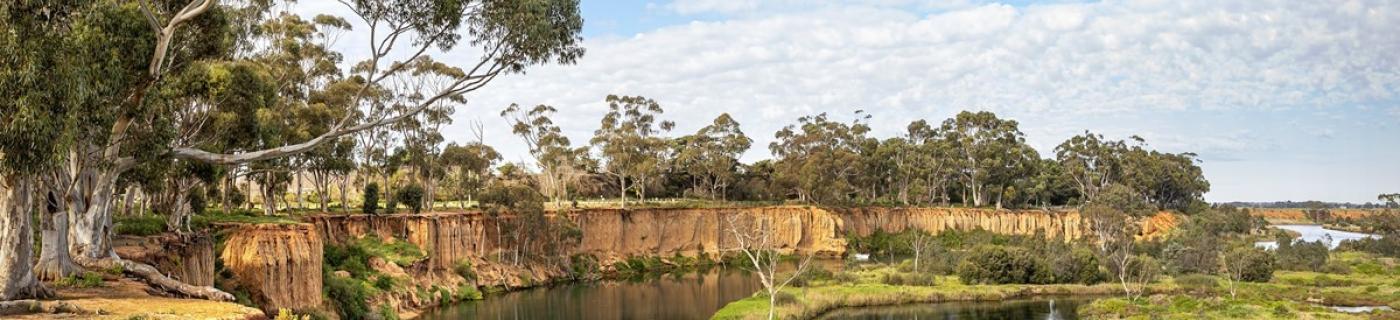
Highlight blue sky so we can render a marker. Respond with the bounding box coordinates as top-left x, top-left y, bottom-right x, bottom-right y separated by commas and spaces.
300, 0, 1400, 203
